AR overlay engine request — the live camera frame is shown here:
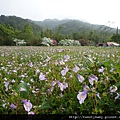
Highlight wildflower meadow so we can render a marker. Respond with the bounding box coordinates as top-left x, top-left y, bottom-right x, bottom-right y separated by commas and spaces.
0, 46, 120, 115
